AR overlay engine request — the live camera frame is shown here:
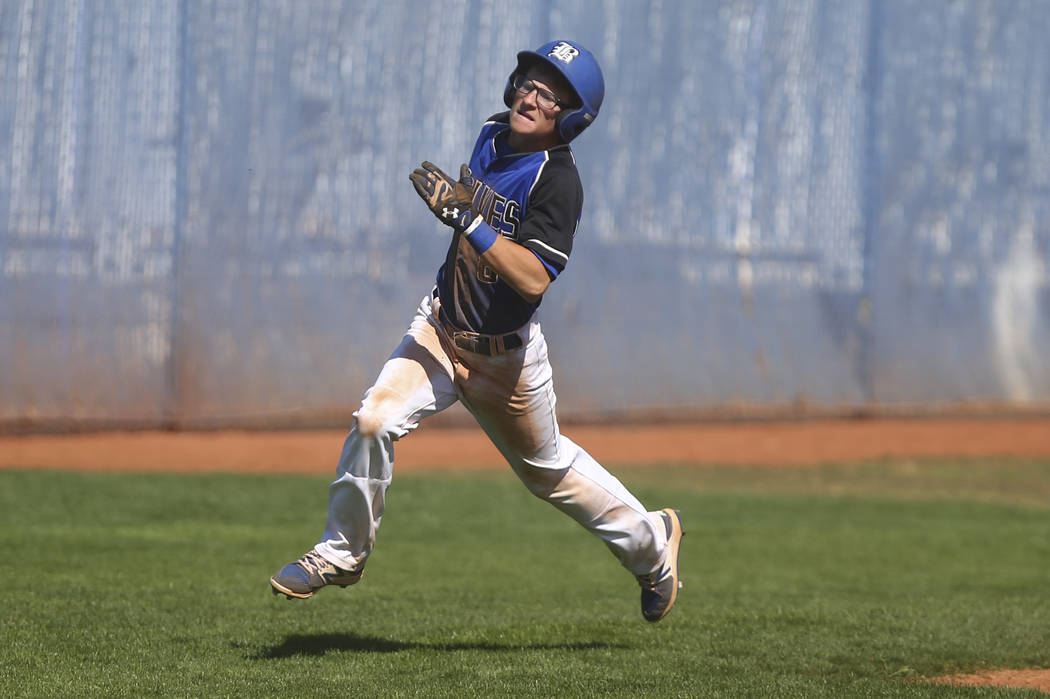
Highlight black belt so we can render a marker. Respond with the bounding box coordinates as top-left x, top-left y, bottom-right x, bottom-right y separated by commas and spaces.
436, 305, 524, 357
